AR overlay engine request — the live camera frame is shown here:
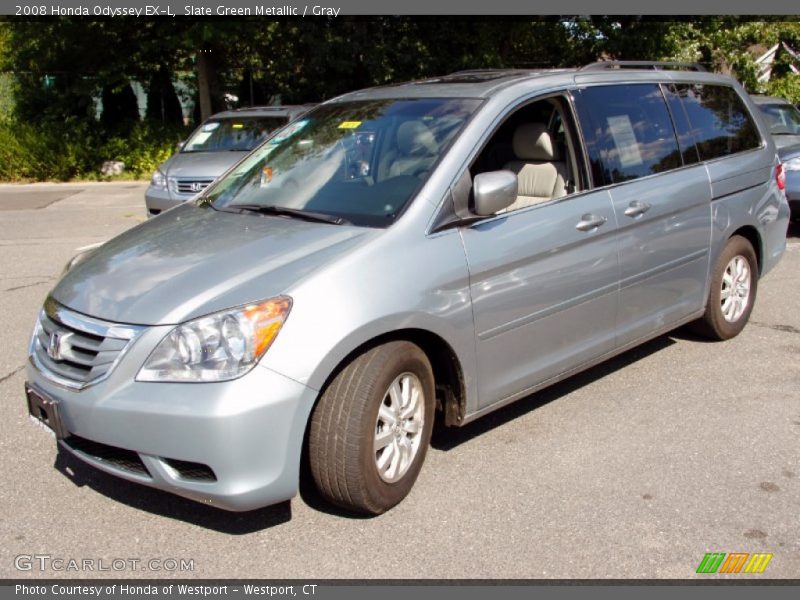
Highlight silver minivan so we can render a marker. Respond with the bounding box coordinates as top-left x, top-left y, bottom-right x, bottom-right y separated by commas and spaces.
145, 105, 312, 217
26, 63, 790, 515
